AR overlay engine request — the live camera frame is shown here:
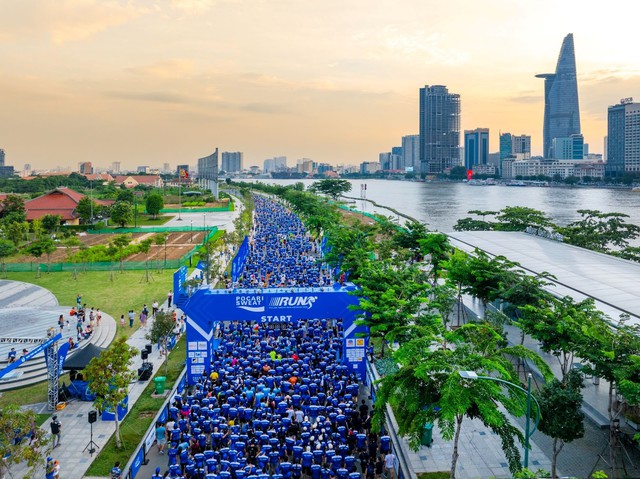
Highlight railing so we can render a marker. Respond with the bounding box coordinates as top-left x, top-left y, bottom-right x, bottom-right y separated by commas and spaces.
2, 228, 220, 272
123, 368, 188, 479
367, 359, 416, 479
